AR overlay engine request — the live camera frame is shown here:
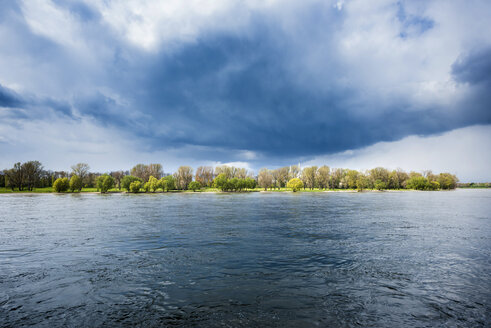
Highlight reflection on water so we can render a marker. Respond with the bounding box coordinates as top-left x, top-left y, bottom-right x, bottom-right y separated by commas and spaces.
1, 190, 490, 327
